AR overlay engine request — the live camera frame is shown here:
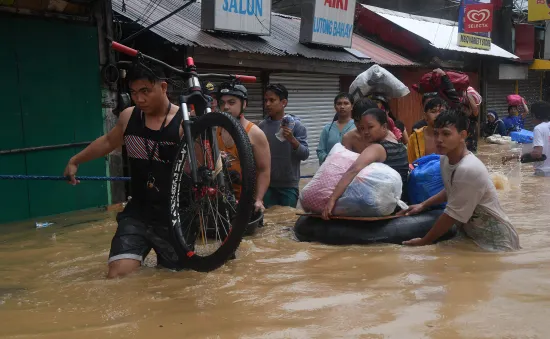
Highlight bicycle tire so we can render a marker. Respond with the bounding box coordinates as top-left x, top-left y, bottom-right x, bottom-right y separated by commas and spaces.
170, 112, 256, 272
